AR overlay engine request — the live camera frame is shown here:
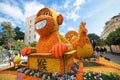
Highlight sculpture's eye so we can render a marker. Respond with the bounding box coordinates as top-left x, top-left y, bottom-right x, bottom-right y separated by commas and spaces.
44, 12, 49, 15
